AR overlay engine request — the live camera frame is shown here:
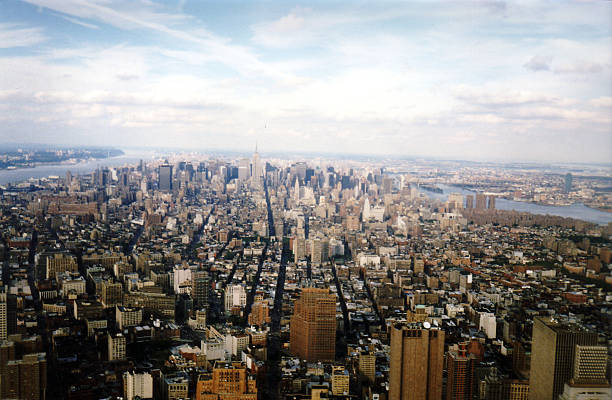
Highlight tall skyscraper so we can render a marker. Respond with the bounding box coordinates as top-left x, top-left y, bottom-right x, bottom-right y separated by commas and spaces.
488, 195, 496, 209
529, 317, 598, 400
475, 193, 487, 209
564, 173, 573, 193
192, 271, 210, 309
159, 163, 173, 192
466, 195, 474, 209
290, 288, 336, 362
0, 291, 6, 341
389, 322, 444, 400
446, 343, 477, 400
